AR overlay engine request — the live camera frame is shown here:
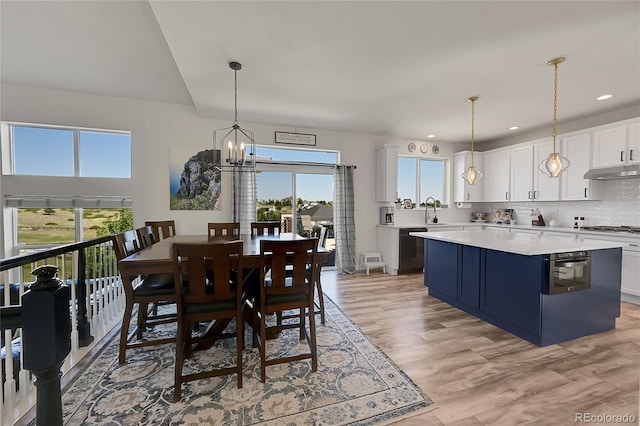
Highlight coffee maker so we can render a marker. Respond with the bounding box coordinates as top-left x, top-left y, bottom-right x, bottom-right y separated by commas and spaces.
380, 207, 394, 225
